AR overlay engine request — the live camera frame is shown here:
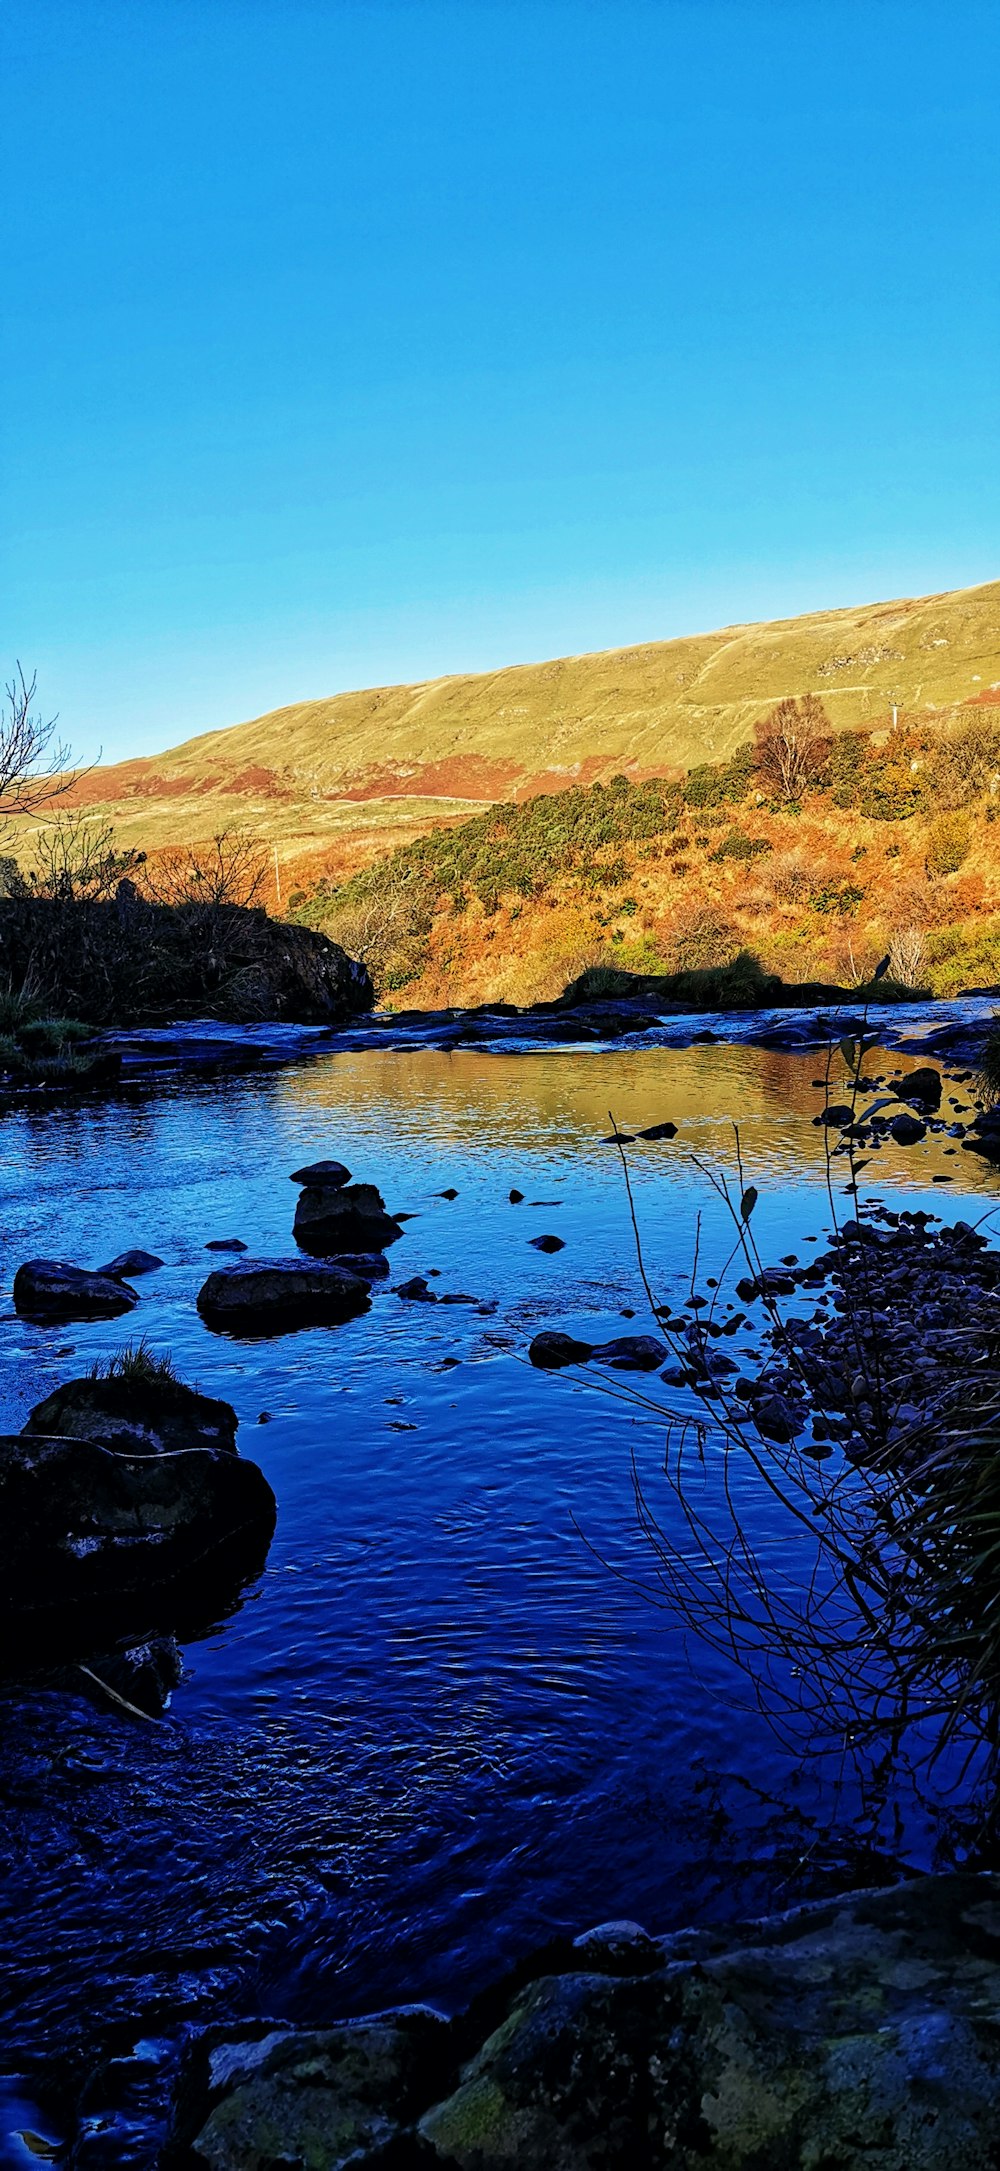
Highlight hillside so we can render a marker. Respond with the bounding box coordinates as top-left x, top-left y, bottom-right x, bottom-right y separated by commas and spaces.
58, 579, 1000, 883
296, 698, 1000, 1008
